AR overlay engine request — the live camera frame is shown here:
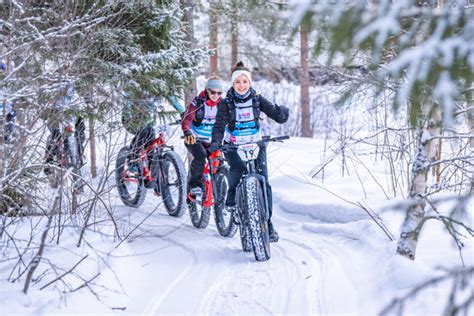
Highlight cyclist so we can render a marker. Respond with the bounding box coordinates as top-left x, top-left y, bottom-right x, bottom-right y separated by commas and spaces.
122, 91, 183, 172
181, 75, 224, 201
42, 84, 85, 175
0, 61, 17, 144
209, 61, 289, 242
